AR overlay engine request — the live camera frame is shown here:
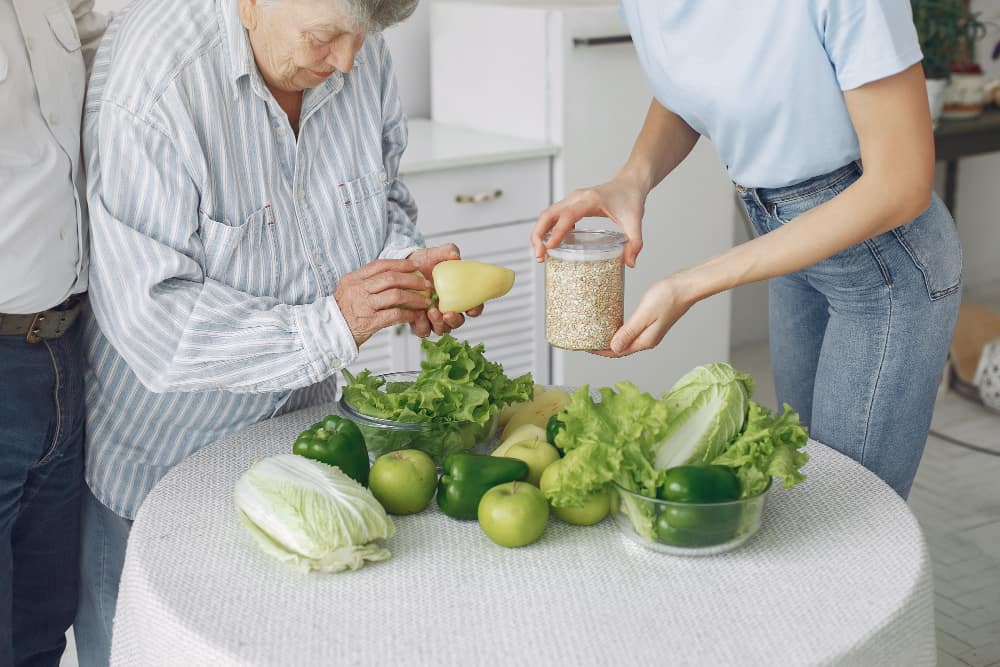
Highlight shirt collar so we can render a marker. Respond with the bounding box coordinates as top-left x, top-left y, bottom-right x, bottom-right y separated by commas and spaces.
217, 0, 261, 99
